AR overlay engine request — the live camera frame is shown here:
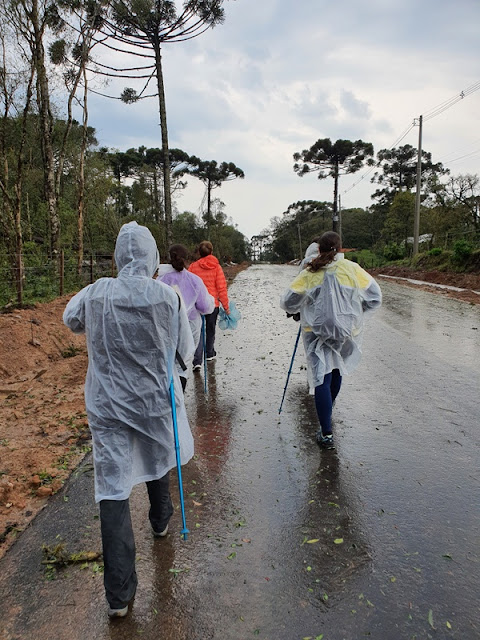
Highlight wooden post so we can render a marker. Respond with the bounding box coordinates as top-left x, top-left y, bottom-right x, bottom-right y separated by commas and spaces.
16, 252, 23, 306
59, 250, 64, 296
413, 115, 423, 257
